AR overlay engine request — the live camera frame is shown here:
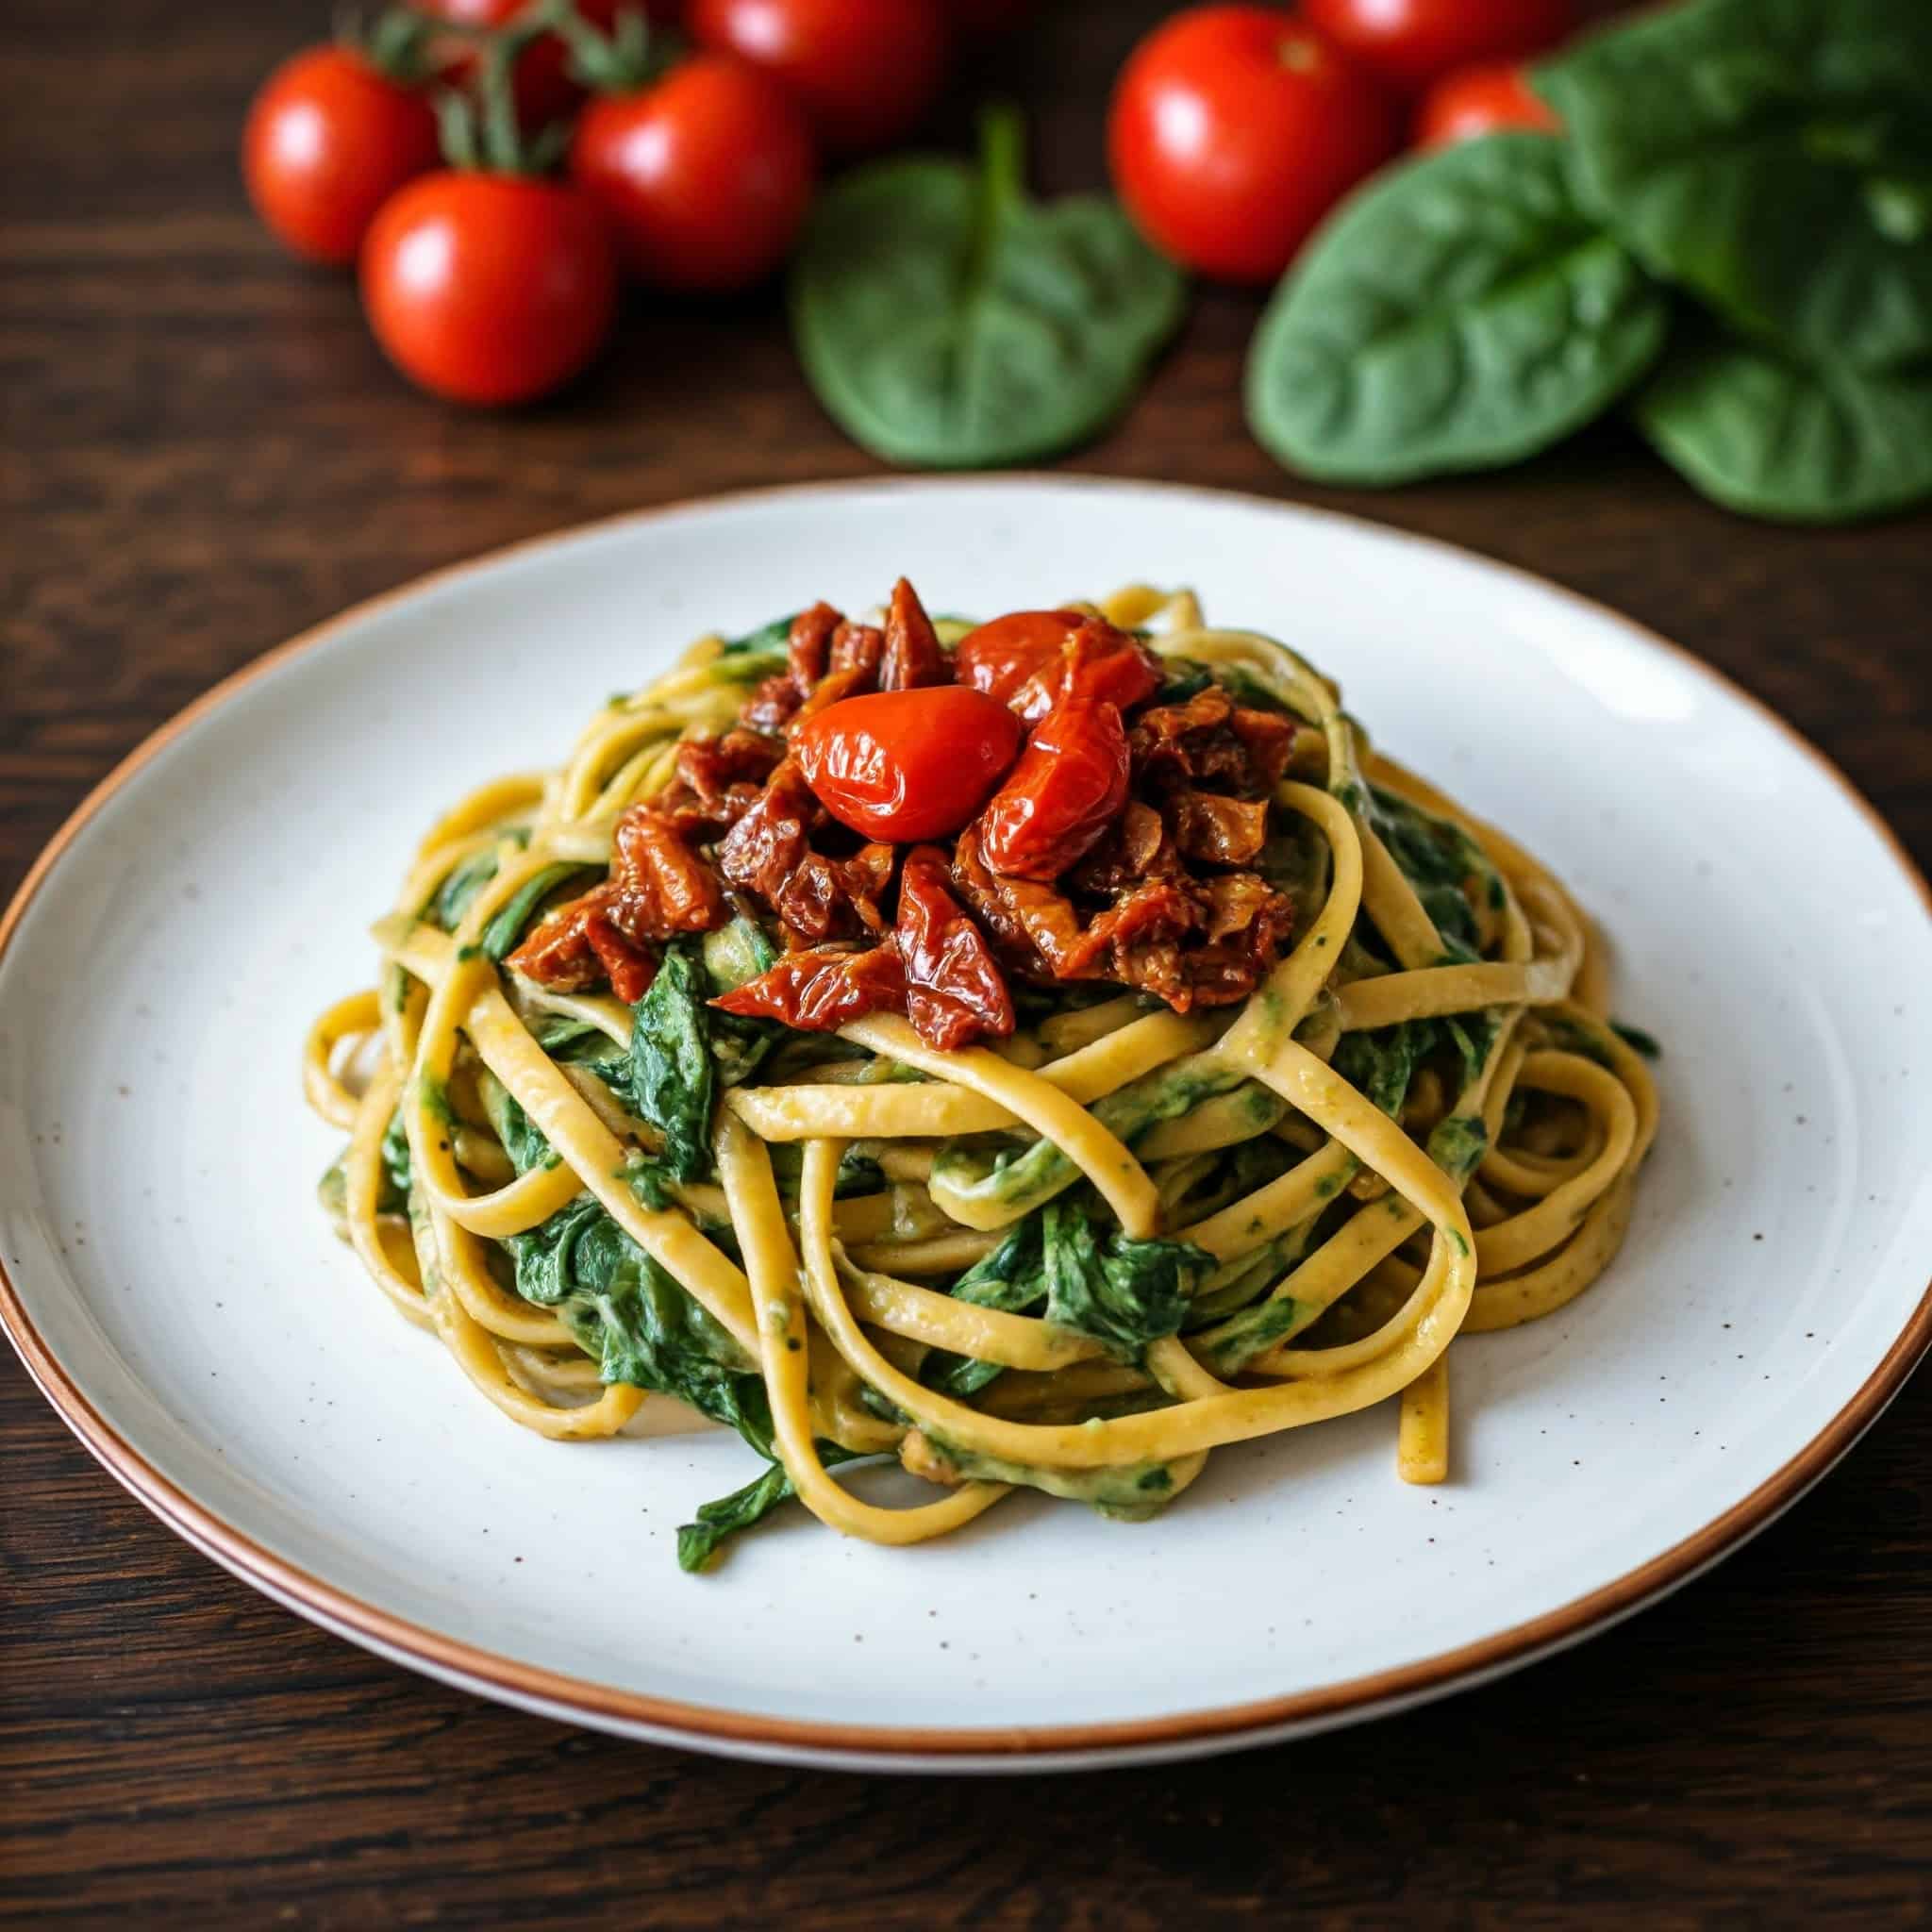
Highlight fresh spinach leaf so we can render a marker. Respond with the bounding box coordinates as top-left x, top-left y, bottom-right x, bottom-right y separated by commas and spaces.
1633, 322, 1932, 524
1246, 132, 1668, 485
1041, 1201, 1211, 1364
1538, 0, 1932, 373
627, 941, 716, 1181
790, 105, 1185, 467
